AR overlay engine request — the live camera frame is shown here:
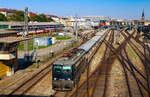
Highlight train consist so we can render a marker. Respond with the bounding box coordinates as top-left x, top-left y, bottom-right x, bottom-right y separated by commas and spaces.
98, 20, 106, 26
52, 29, 109, 91
17, 29, 51, 36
